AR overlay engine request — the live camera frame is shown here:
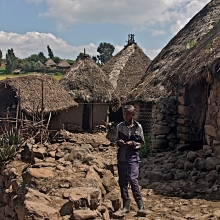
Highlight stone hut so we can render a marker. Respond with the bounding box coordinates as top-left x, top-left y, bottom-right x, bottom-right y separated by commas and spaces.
127, 0, 220, 134
60, 54, 118, 131
102, 35, 151, 124
0, 74, 78, 130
